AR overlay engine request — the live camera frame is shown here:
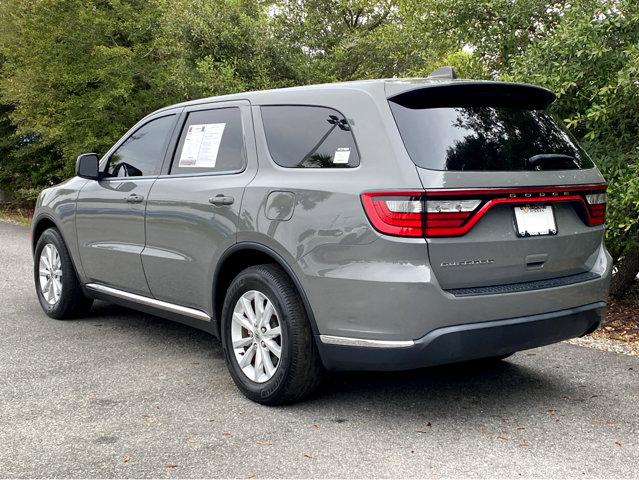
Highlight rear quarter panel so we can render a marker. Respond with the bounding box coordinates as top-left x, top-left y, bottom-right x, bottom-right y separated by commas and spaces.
238, 86, 428, 337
